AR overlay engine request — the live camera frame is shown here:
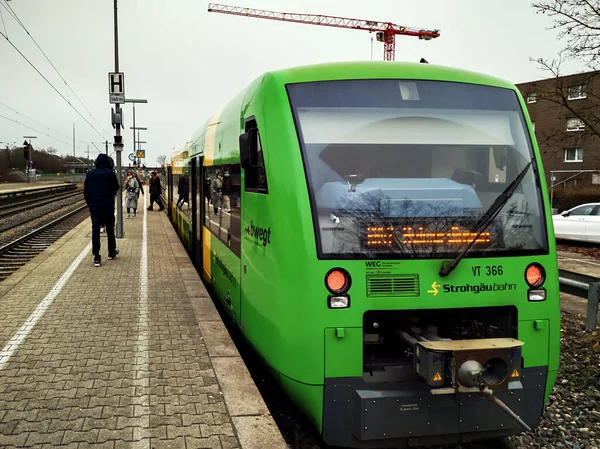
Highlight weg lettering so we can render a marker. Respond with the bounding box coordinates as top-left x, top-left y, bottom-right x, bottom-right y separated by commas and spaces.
244, 221, 272, 247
